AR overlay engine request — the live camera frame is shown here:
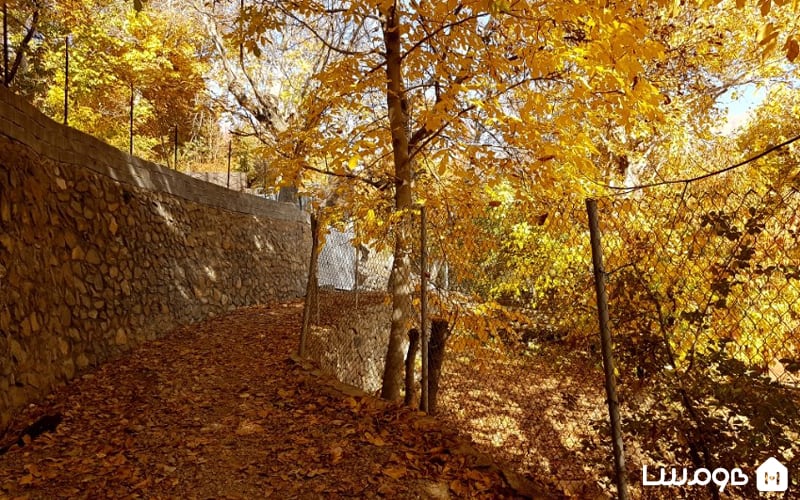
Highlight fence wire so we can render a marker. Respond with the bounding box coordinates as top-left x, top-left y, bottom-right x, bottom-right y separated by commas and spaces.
298, 205, 617, 496
300, 218, 412, 395
429, 201, 616, 497
299, 170, 800, 499
597, 173, 800, 499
